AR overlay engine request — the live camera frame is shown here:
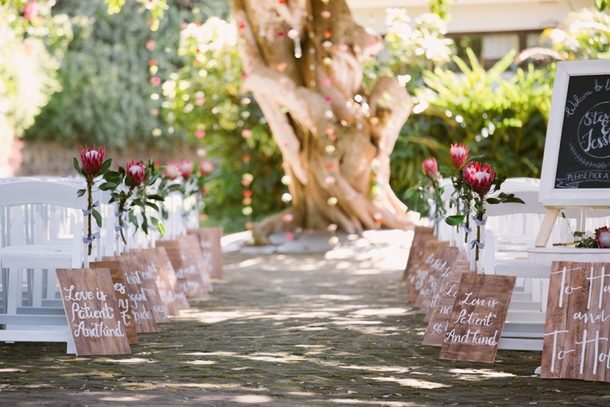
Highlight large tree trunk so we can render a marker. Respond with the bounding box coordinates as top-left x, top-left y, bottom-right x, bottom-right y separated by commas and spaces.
233, 0, 417, 244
